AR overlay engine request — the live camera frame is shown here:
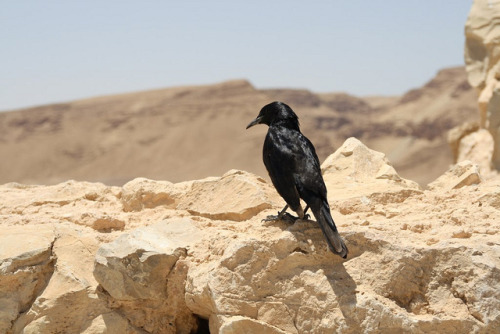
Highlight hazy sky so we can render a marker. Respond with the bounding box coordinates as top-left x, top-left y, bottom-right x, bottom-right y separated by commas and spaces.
1, 1, 473, 111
